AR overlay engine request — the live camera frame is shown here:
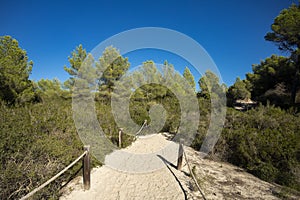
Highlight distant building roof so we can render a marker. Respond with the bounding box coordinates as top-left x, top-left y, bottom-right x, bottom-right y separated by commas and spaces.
234, 99, 257, 111
235, 99, 256, 104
